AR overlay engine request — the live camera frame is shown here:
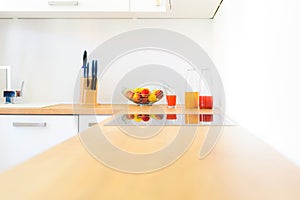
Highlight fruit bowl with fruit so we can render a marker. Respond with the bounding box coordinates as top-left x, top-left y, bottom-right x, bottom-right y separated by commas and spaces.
122, 87, 164, 106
